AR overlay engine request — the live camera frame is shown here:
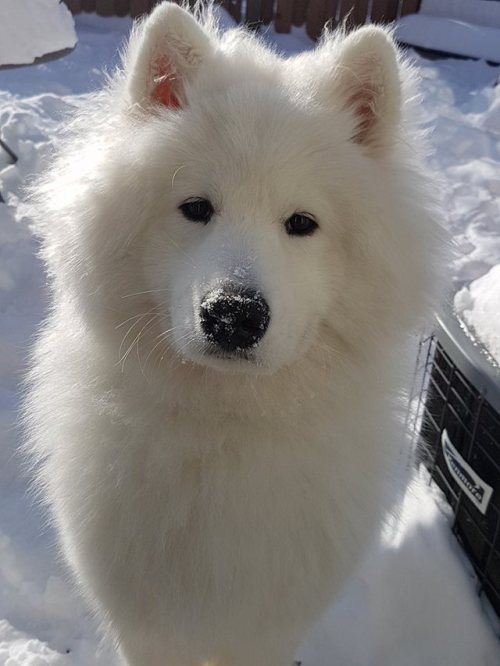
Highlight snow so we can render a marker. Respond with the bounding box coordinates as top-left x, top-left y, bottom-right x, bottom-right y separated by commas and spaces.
395, 15, 500, 64
395, 0, 500, 63
1, 7, 500, 665
415, 57, 500, 286
0, 0, 77, 68
299, 472, 500, 666
455, 264, 500, 366
419, 0, 500, 28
